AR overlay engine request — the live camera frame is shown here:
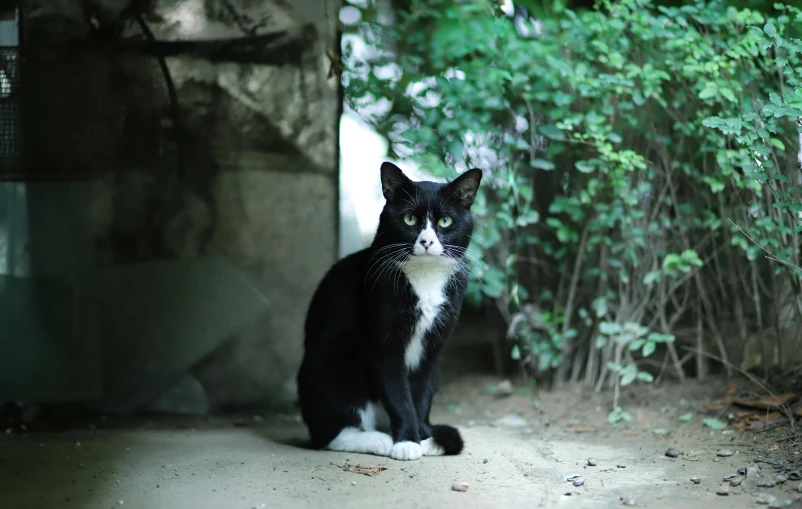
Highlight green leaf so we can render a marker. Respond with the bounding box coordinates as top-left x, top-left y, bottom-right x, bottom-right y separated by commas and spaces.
699, 86, 717, 100
620, 370, 637, 387
575, 161, 595, 173
680, 249, 703, 267
629, 338, 646, 351
720, 88, 736, 103
538, 125, 565, 141
642, 341, 657, 357
607, 407, 632, 424
637, 371, 655, 383
678, 412, 693, 423
599, 321, 621, 335
703, 418, 728, 430
530, 159, 556, 170
647, 332, 675, 343
643, 271, 661, 286
592, 297, 608, 318
511, 344, 521, 360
